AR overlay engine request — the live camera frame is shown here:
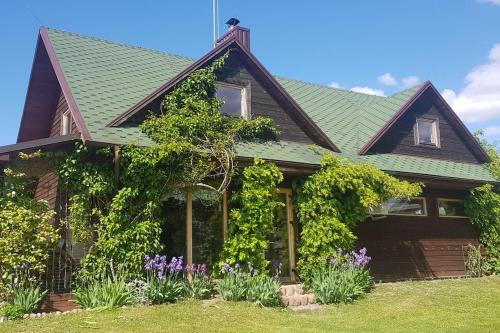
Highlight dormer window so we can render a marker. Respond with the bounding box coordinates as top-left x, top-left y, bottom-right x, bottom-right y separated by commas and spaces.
415, 118, 439, 147
61, 110, 71, 135
216, 83, 249, 119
